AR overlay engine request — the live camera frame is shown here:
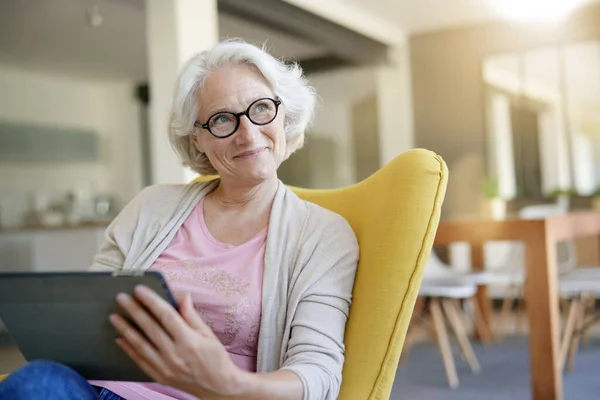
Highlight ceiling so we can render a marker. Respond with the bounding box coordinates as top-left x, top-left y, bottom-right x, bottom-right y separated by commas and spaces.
0, 0, 327, 80
2, 0, 600, 80
345, 0, 600, 34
